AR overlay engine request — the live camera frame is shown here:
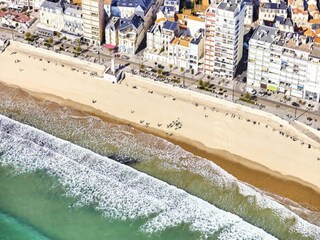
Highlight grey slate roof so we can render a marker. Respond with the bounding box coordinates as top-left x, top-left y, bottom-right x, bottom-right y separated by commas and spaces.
284, 18, 293, 26
111, 0, 152, 13
64, 4, 82, 17
119, 14, 144, 31
218, 2, 239, 12
41, 0, 65, 10
261, 2, 286, 10
106, 16, 120, 31
163, 21, 178, 31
